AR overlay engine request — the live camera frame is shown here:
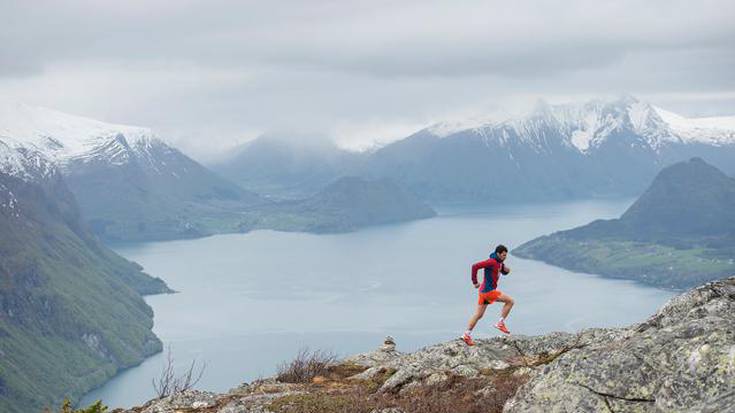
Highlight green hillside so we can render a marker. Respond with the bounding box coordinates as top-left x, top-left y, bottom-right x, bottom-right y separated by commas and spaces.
0, 170, 170, 412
